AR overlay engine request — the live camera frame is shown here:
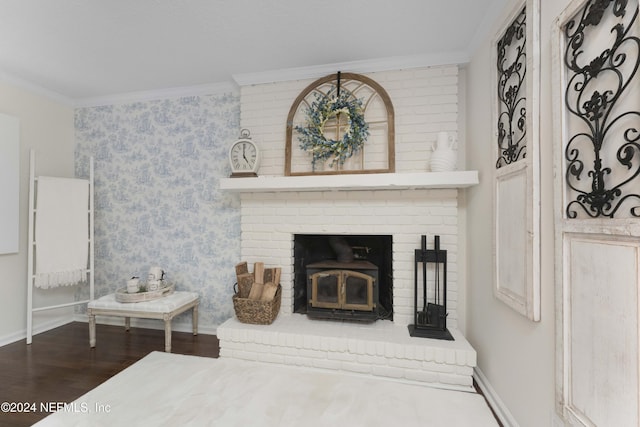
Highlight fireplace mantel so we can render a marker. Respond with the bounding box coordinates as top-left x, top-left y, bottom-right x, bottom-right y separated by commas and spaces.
219, 171, 478, 193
